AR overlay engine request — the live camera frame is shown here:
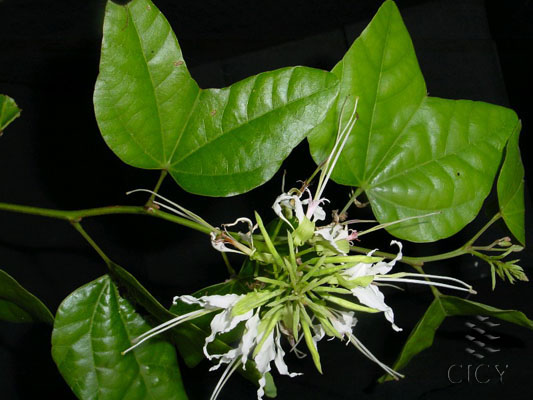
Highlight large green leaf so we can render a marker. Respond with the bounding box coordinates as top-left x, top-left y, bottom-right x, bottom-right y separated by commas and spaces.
107, 262, 276, 397
308, 0, 518, 242
381, 295, 533, 381
94, 0, 338, 197
0, 94, 21, 134
0, 269, 53, 324
51, 275, 188, 400
497, 121, 525, 245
